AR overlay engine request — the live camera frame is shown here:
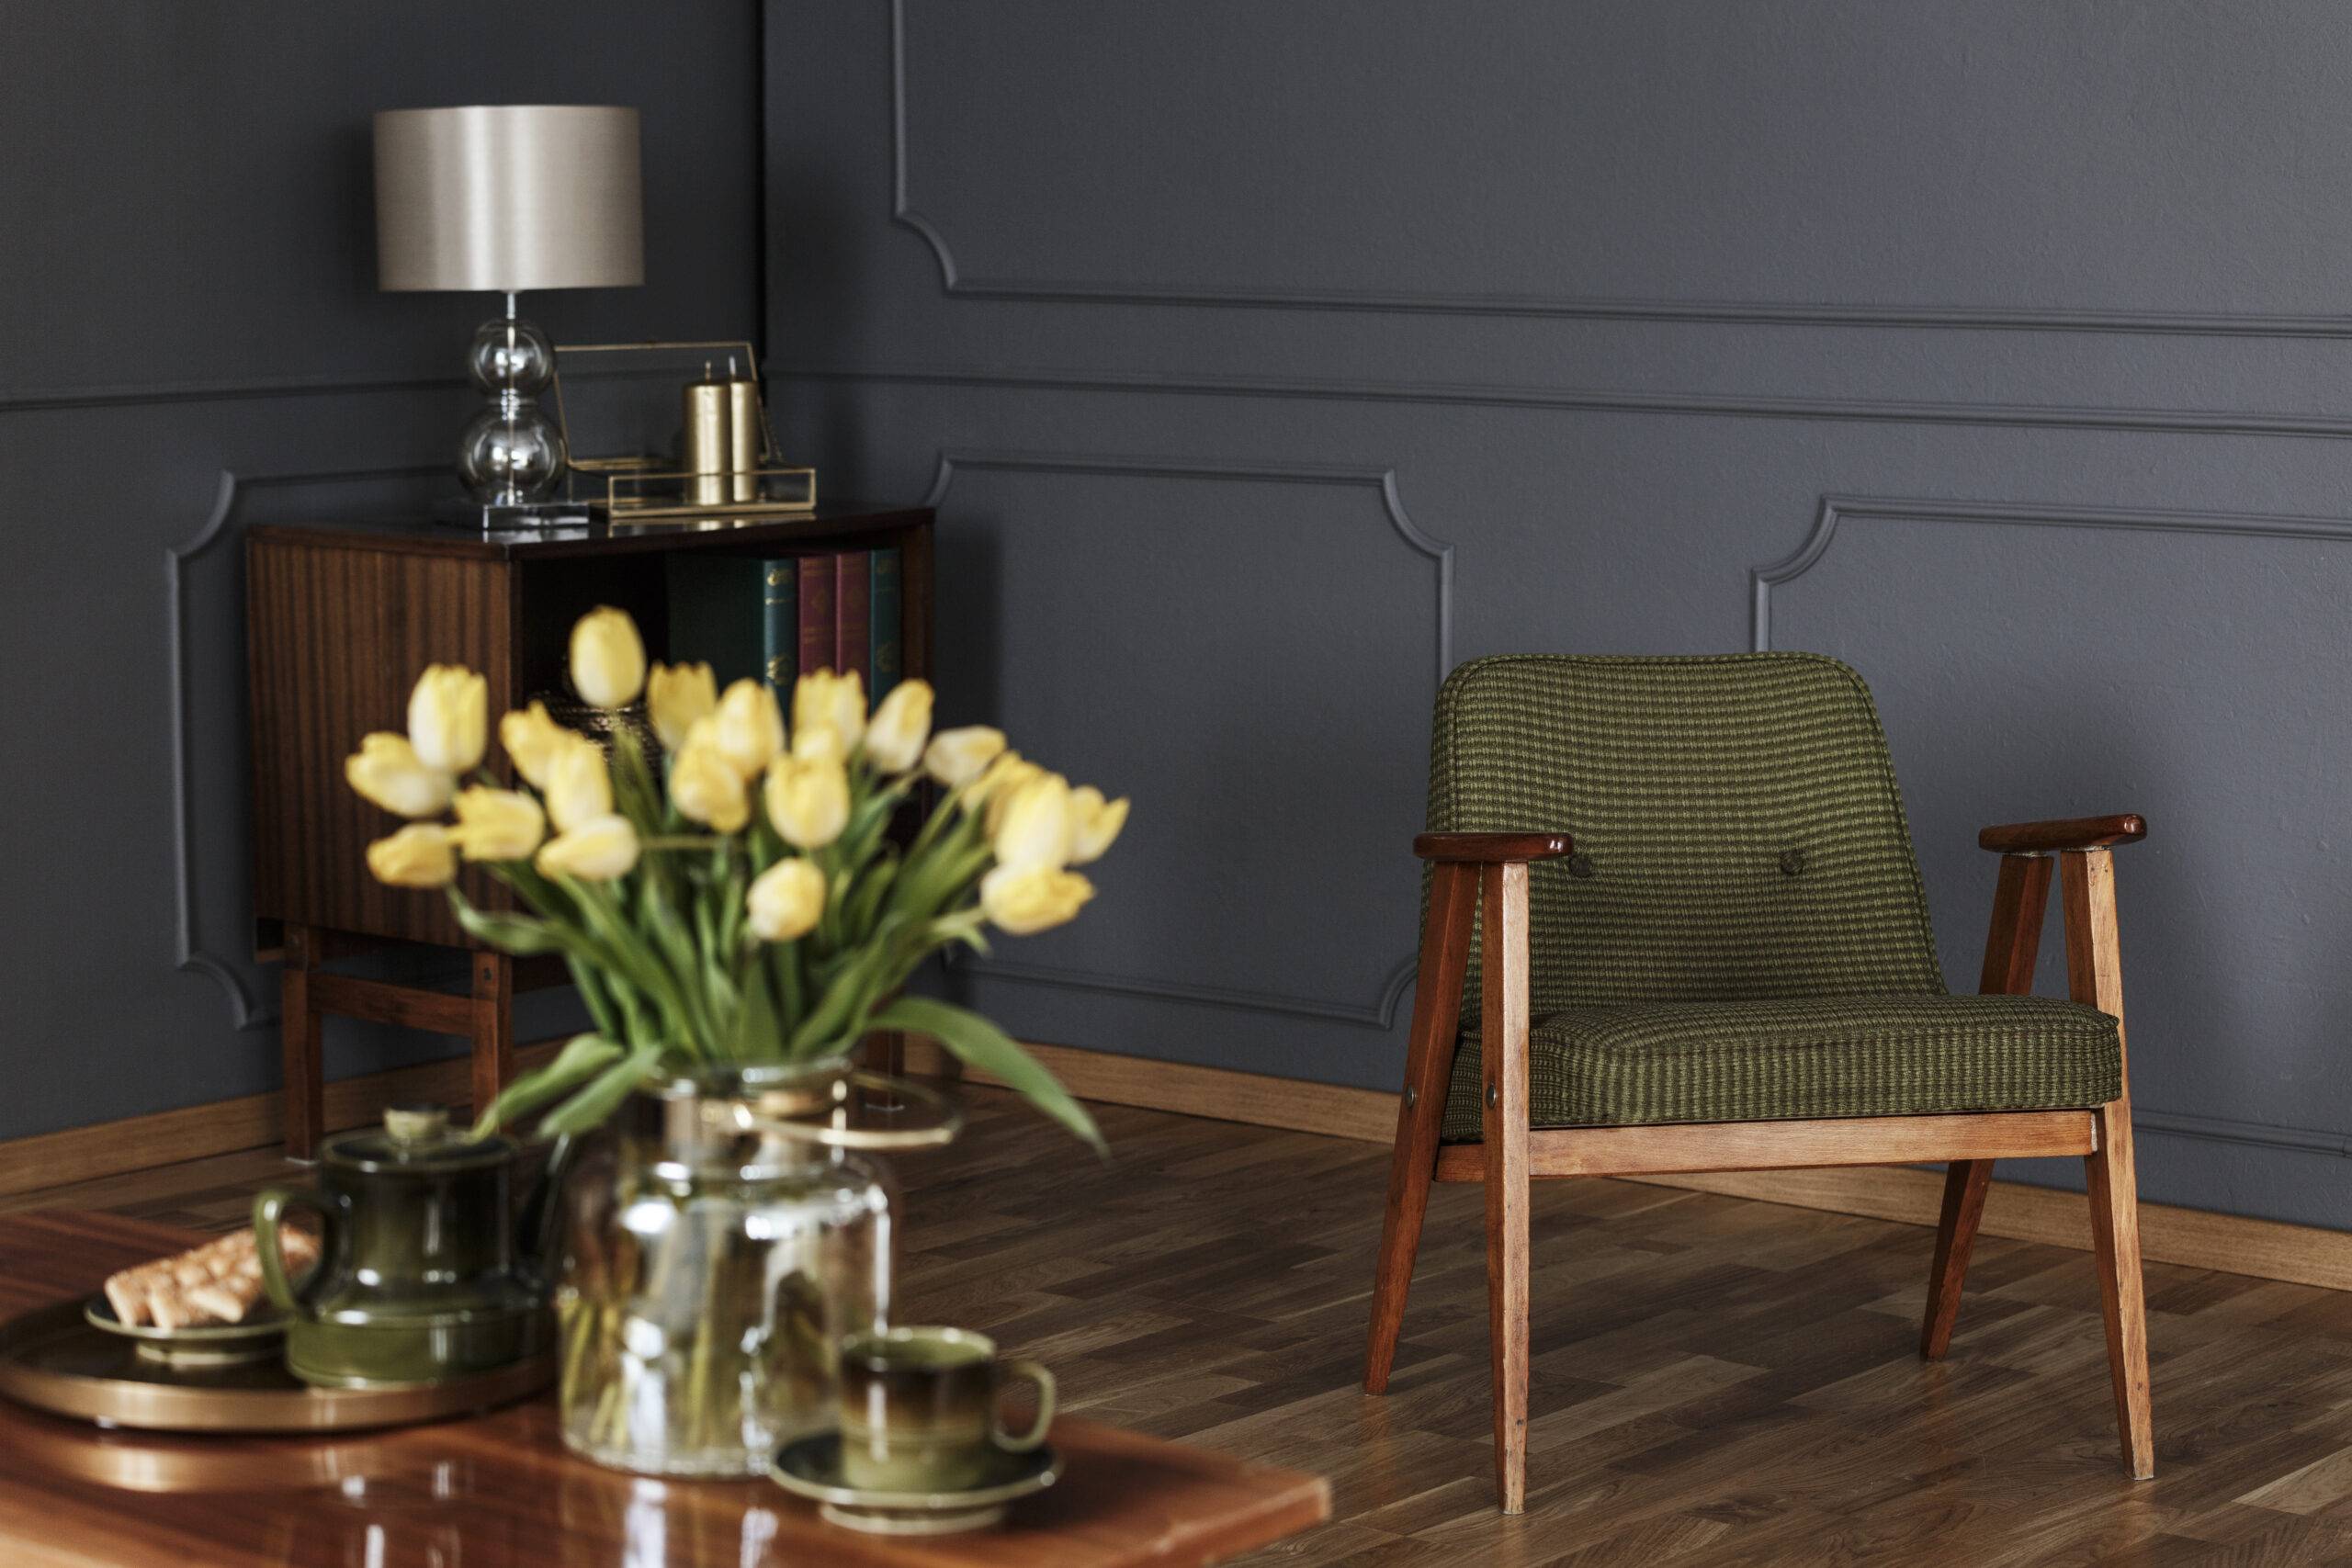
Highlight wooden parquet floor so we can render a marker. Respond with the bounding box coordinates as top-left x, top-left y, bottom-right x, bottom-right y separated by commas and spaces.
21, 1088, 2352, 1564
